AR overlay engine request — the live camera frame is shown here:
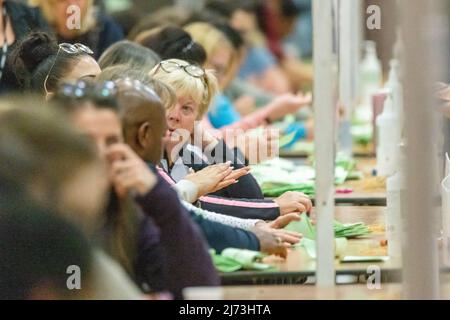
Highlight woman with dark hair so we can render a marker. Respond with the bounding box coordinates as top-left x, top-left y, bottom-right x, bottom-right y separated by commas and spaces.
10, 31, 101, 97
0, 0, 50, 94
134, 25, 206, 66
0, 103, 142, 299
